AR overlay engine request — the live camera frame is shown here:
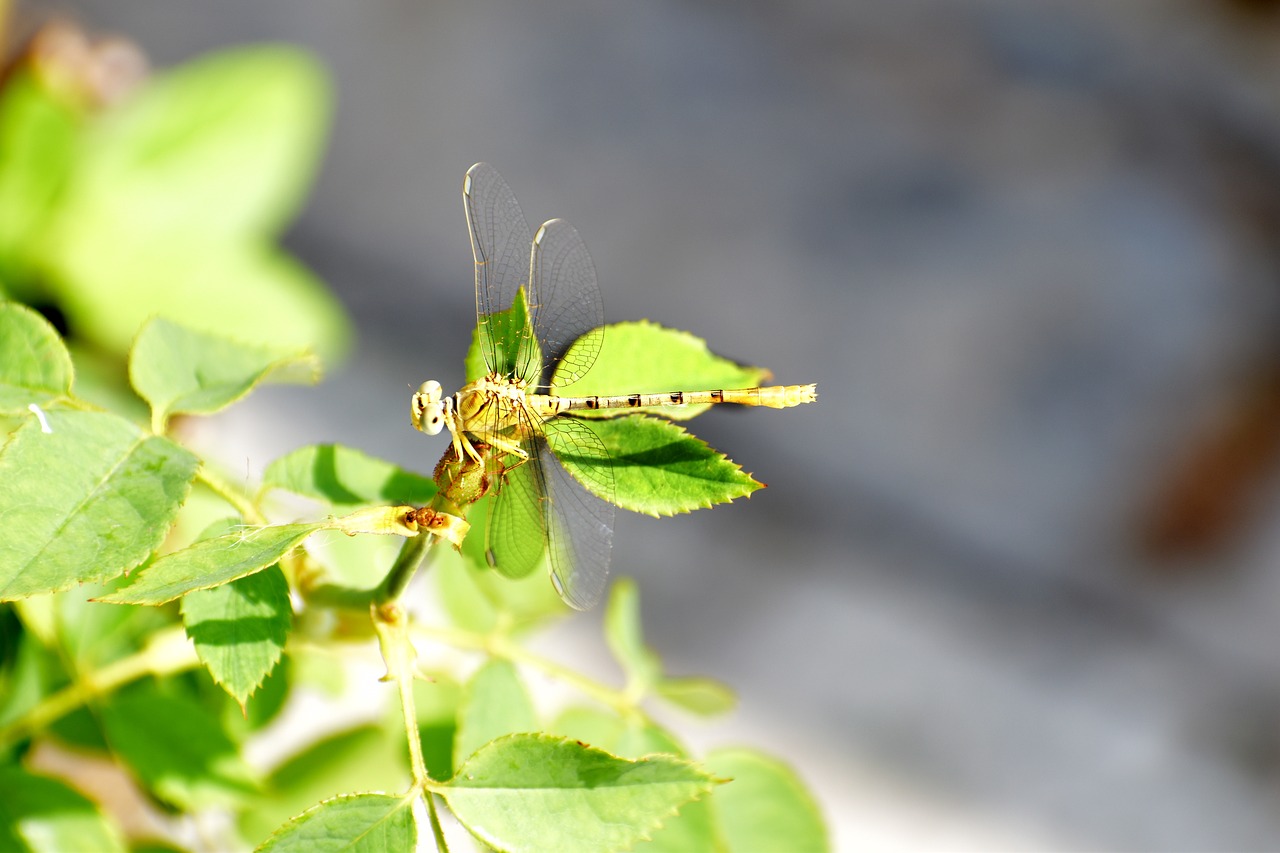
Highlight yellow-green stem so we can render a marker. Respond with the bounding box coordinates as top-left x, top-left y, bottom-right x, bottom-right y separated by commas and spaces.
0, 627, 197, 747
424, 792, 449, 852
196, 464, 267, 525
373, 602, 428, 783
414, 624, 643, 718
